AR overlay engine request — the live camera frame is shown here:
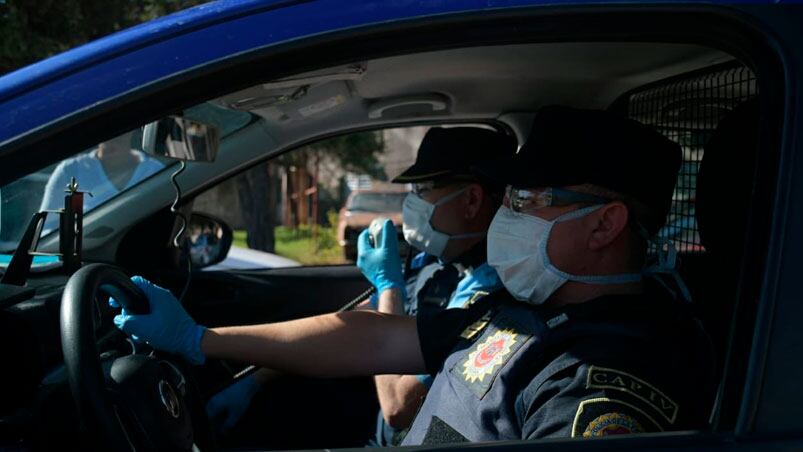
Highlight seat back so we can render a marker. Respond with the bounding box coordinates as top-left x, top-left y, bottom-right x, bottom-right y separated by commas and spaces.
694, 98, 759, 370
